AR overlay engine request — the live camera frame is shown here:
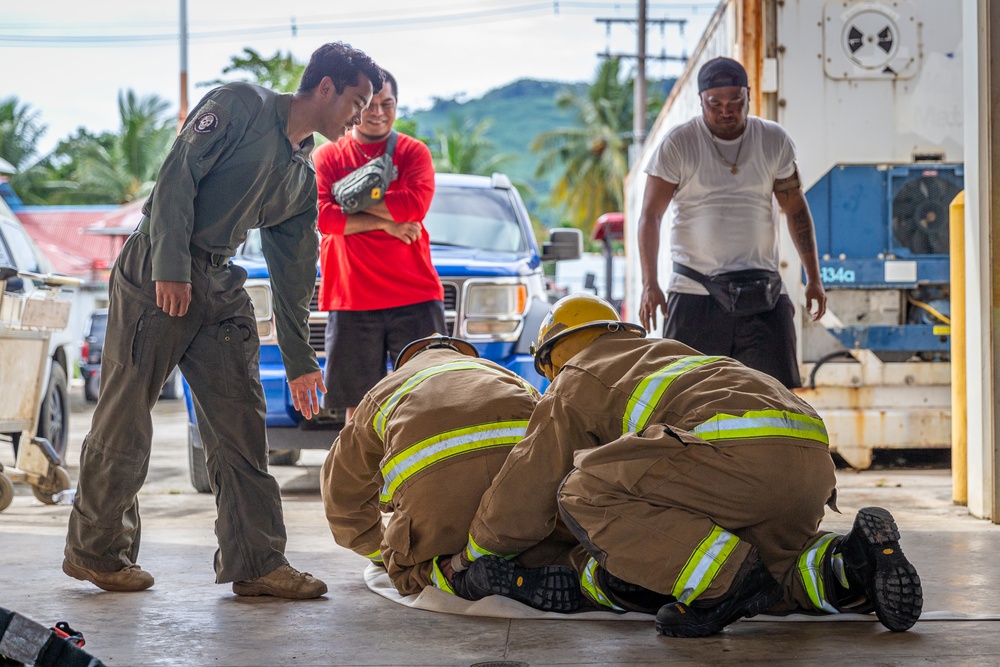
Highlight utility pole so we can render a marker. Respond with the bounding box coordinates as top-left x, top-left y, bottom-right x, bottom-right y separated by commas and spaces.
635, 0, 647, 150
597, 2, 687, 160
178, 0, 189, 133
